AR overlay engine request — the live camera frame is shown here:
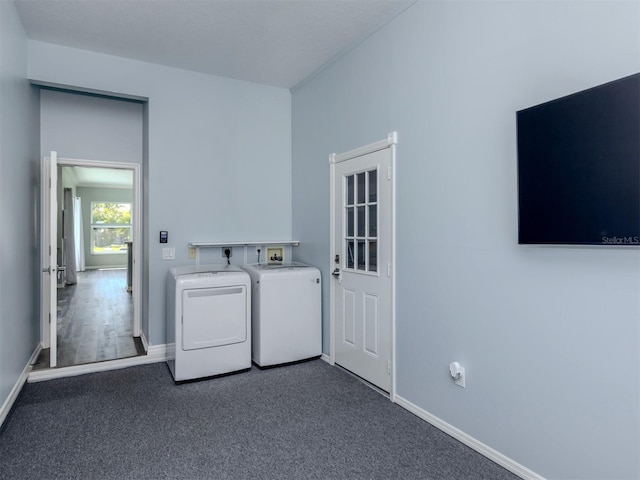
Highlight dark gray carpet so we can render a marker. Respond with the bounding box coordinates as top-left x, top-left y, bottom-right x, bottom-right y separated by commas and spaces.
0, 360, 519, 479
